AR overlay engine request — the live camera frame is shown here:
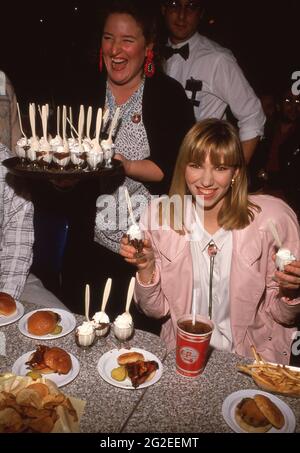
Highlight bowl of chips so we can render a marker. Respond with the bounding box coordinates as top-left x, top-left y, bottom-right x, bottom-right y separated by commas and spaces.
0, 373, 85, 433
